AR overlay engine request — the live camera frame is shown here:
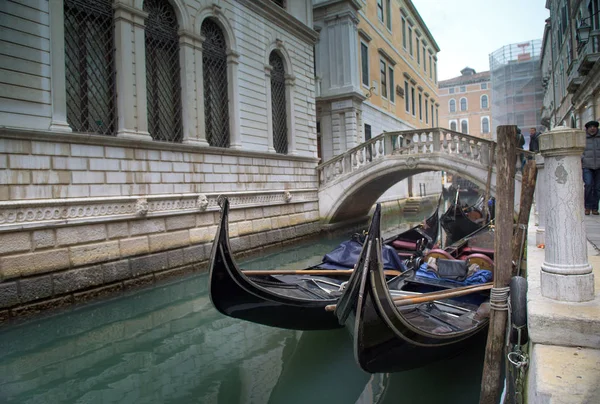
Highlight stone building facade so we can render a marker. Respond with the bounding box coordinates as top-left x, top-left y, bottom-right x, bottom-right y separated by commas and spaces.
438, 67, 492, 139
542, 0, 600, 129
313, 0, 442, 200
0, 0, 320, 320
